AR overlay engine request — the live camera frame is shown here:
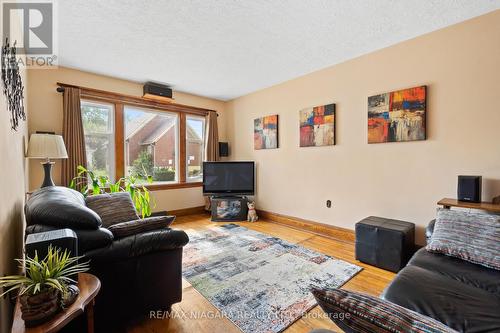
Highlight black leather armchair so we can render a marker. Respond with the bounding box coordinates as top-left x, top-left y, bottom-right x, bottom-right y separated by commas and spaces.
25, 186, 189, 331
